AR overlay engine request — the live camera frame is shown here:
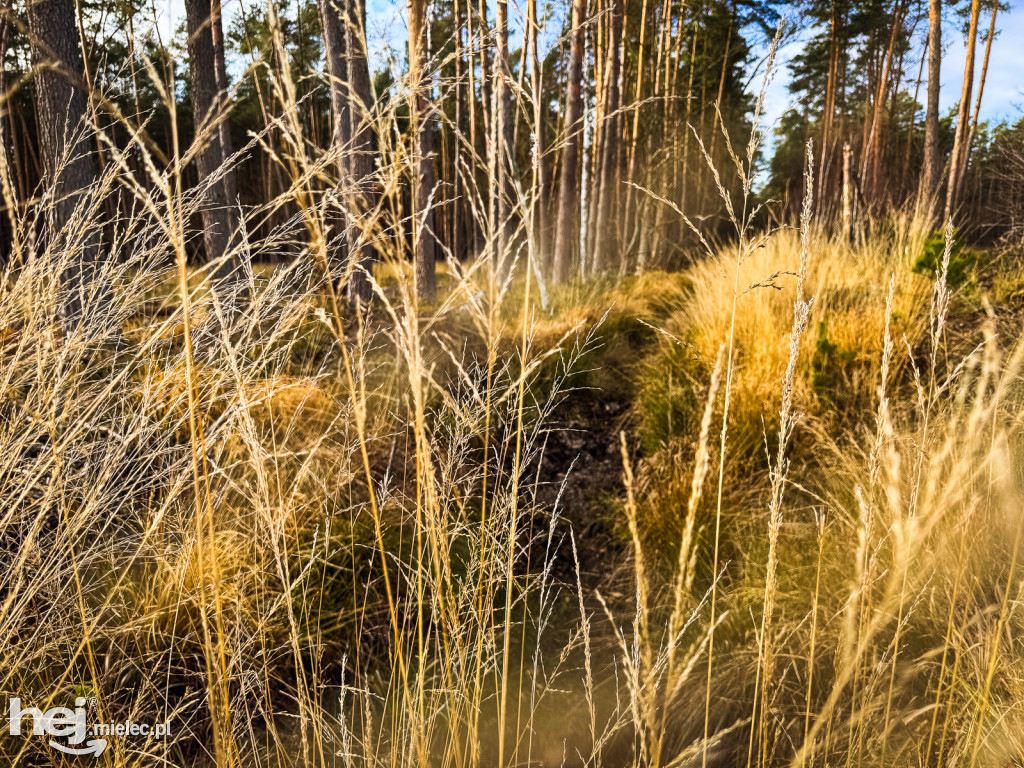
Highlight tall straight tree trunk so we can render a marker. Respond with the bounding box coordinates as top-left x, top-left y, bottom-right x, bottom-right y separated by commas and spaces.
861, 0, 906, 203
585, 0, 605, 258
477, 0, 491, 145
552, 0, 585, 283
495, 0, 514, 274
818, 5, 839, 212
621, 0, 650, 272
944, 0, 981, 221
679, 20, 697, 213
0, 11, 18, 261
707, 7, 734, 166
346, 0, 377, 304
921, 0, 942, 201
464, 0, 481, 256
453, 0, 464, 262
842, 141, 854, 242
694, 29, 709, 208
185, 0, 240, 280
463, 0, 475, 154
320, 0, 350, 176
478, 0, 494, 257
320, 0, 351, 274
27, 0, 109, 323
958, 0, 998, 209
513, 6, 530, 150
2, 13, 29, 211
527, 0, 548, 264
210, 0, 236, 213
591, 0, 622, 273
647, 0, 675, 262
409, 0, 436, 302
901, 39, 927, 192
552, 0, 585, 284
